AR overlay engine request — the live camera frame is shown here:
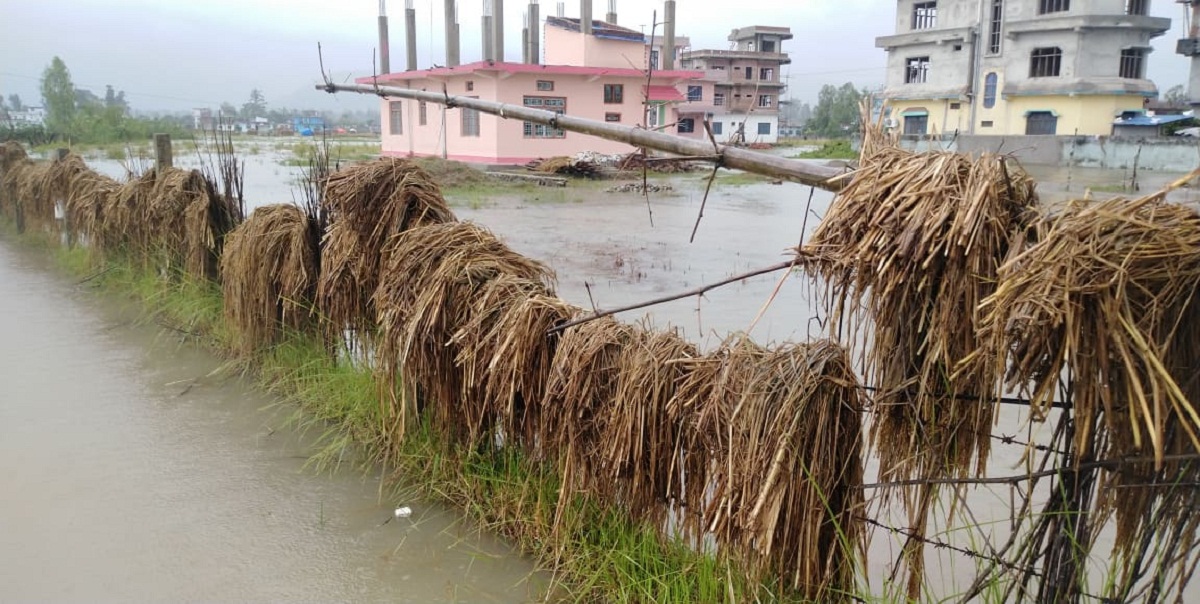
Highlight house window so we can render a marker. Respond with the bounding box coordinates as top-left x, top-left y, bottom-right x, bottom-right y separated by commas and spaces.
712, 65, 726, 70
744, 66, 753, 79
1038, 0, 1068, 14
912, 2, 937, 30
757, 94, 773, 108
1125, 0, 1148, 15
650, 49, 660, 69
466, 80, 475, 91
904, 115, 928, 135
605, 112, 621, 122
949, 102, 961, 110
1120, 48, 1147, 79
983, 72, 998, 108
1030, 47, 1062, 77
760, 67, 774, 81
761, 40, 775, 53
1026, 111, 1057, 135
389, 101, 403, 135
522, 96, 566, 138
419, 101, 427, 126
461, 103, 480, 137
678, 118, 695, 133
603, 84, 623, 104
987, 0, 1003, 54
905, 57, 930, 84
757, 122, 771, 135
712, 122, 723, 135
714, 93, 726, 106
687, 85, 703, 101
536, 80, 555, 91
981, 120, 994, 127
